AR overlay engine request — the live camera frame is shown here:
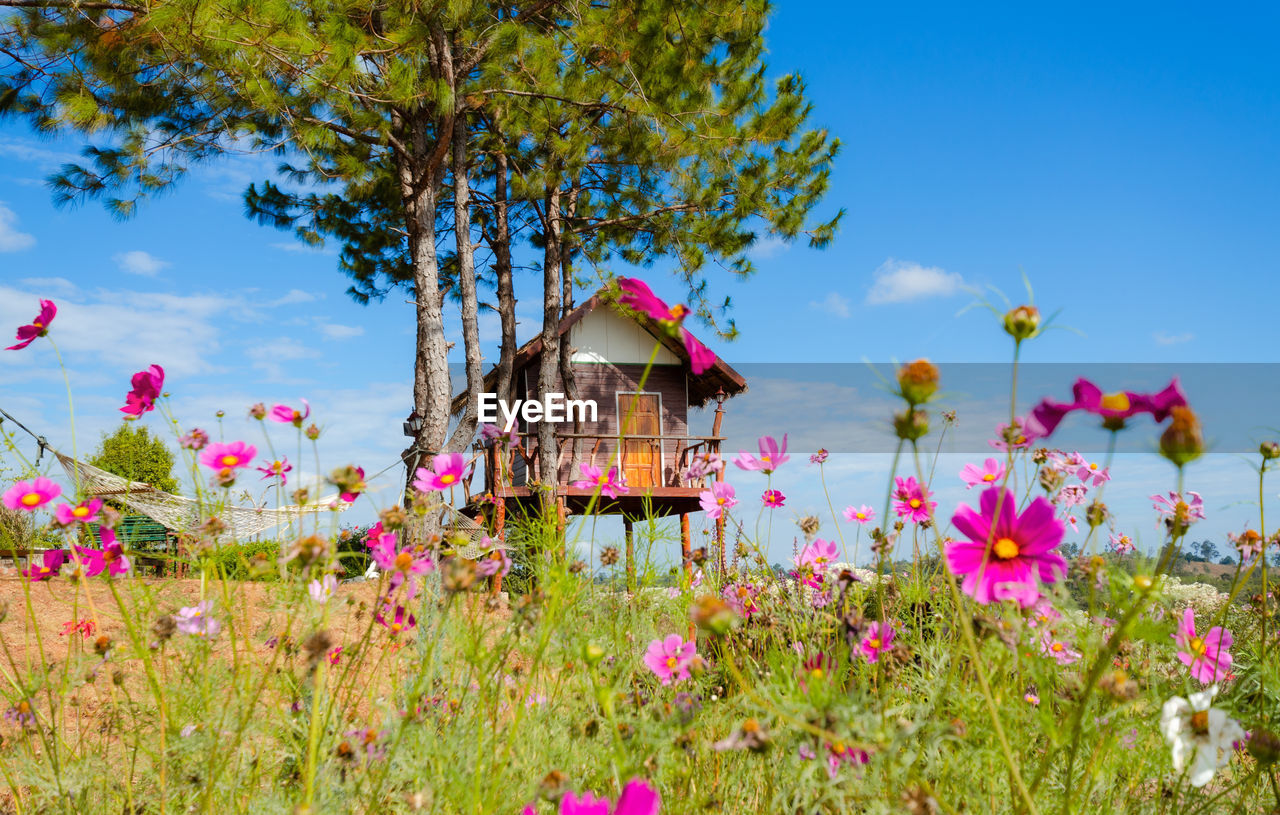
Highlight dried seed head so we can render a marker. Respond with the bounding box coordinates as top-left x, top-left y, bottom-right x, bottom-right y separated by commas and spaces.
441, 558, 476, 593
379, 505, 408, 530
796, 515, 821, 540
152, 614, 176, 643
599, 546, 619, 566
287, 534, 328, 567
